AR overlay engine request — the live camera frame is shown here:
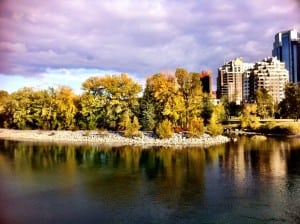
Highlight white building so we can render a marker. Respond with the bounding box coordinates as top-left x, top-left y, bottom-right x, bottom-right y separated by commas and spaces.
250, 57, 289, 102
217, 58, 243, 104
